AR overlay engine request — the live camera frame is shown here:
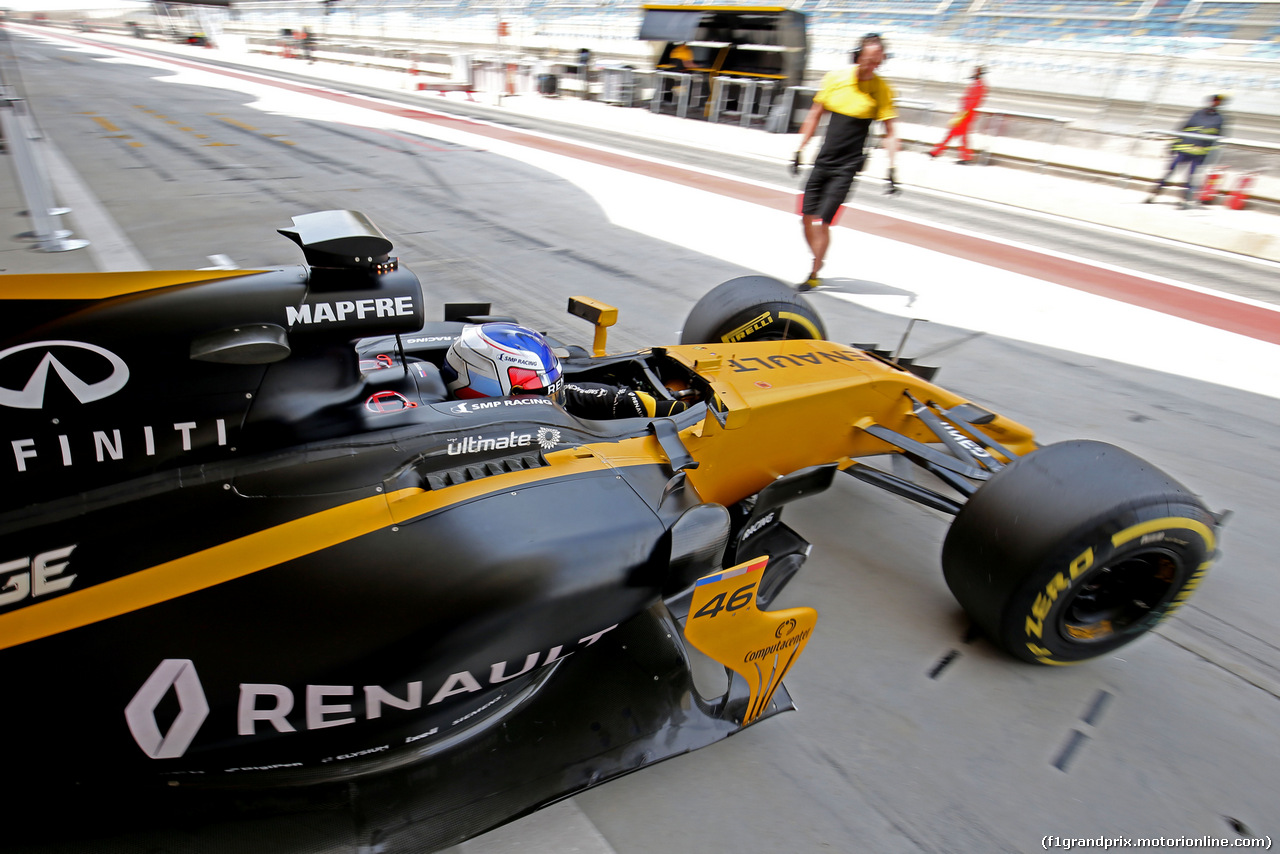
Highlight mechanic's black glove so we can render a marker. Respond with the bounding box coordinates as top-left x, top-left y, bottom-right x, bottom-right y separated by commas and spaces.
790, 150, 802, 176
884, 167, 900, 196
